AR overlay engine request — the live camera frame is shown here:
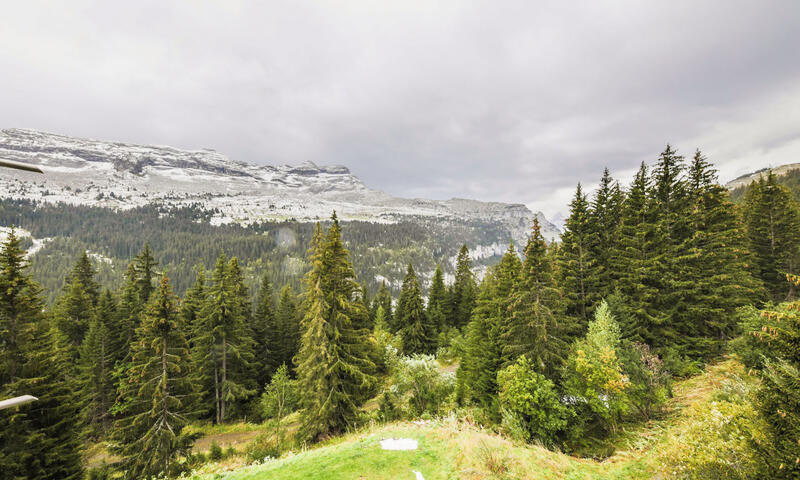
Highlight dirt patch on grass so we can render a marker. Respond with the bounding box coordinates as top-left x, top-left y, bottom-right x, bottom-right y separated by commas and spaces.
193, 430, 263, 452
